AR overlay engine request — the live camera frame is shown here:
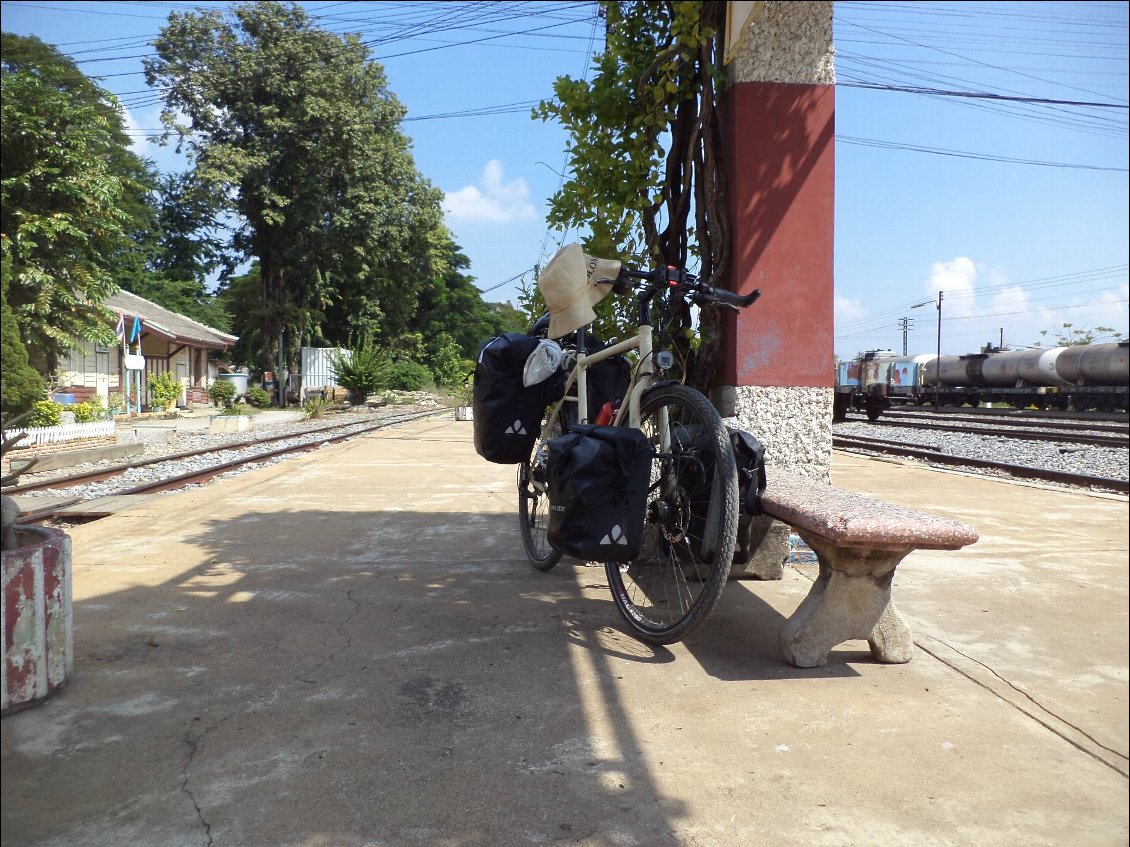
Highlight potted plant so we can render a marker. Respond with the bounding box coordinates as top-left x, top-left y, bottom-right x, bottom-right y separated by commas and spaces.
147, 371, 181, 414
1, 413, 73, 713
